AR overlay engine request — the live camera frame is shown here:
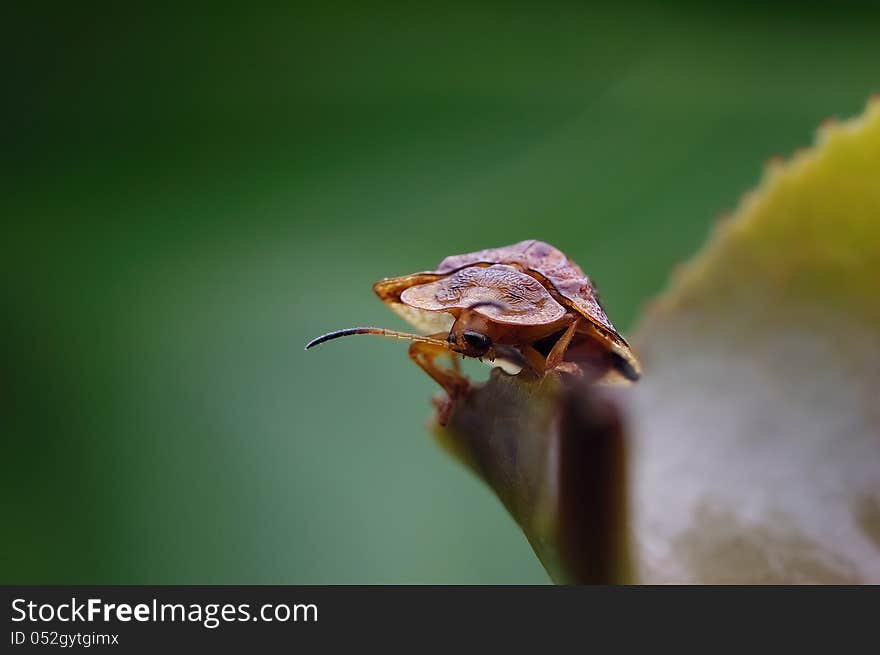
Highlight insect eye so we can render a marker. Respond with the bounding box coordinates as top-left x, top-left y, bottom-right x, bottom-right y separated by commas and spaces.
462, 330, 491, 352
